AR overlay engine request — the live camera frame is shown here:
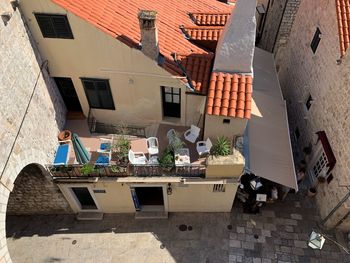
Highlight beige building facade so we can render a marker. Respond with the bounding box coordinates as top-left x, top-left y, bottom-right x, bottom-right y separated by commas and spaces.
20, 0, 205, 128
277, 0, 350, 231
